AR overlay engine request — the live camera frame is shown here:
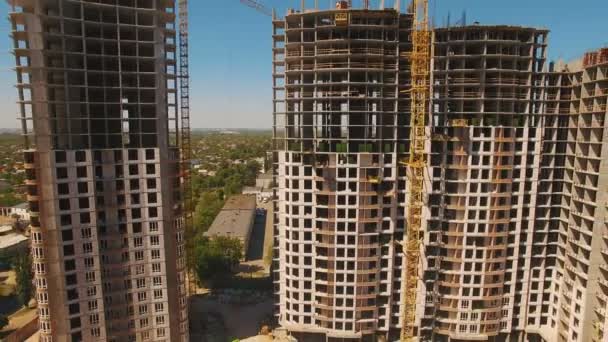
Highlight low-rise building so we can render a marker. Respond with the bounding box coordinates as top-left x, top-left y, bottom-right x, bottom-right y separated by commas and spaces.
0, 202, 30, 221
255, 172, 273, 189
205, 195, 256, 257
242, 186, 273, 202
254, 157, 266, 171
0, 225, 28, 257
10, 203, 30, 221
